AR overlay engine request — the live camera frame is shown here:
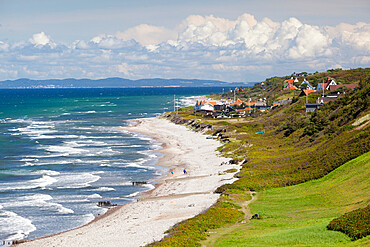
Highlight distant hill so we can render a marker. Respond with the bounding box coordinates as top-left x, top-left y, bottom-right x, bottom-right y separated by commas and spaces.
0, 77, 252, 89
